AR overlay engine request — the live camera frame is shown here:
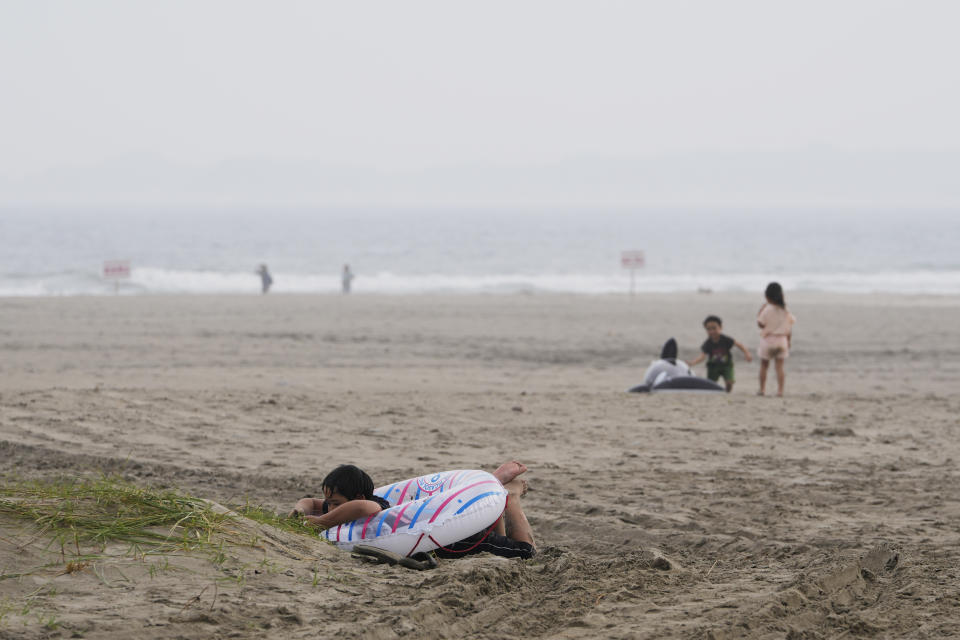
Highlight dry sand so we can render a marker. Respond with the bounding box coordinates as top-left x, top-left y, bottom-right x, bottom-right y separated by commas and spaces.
1, 292, 959, 639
